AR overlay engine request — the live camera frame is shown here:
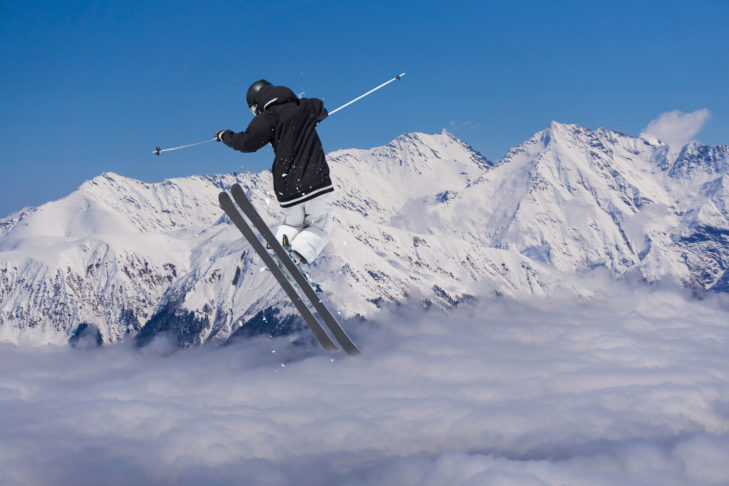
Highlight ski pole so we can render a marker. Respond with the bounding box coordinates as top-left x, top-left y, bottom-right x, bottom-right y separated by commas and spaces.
153, 137, 217, 156
328, 73, 406, 116
153, 73, 406, 155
